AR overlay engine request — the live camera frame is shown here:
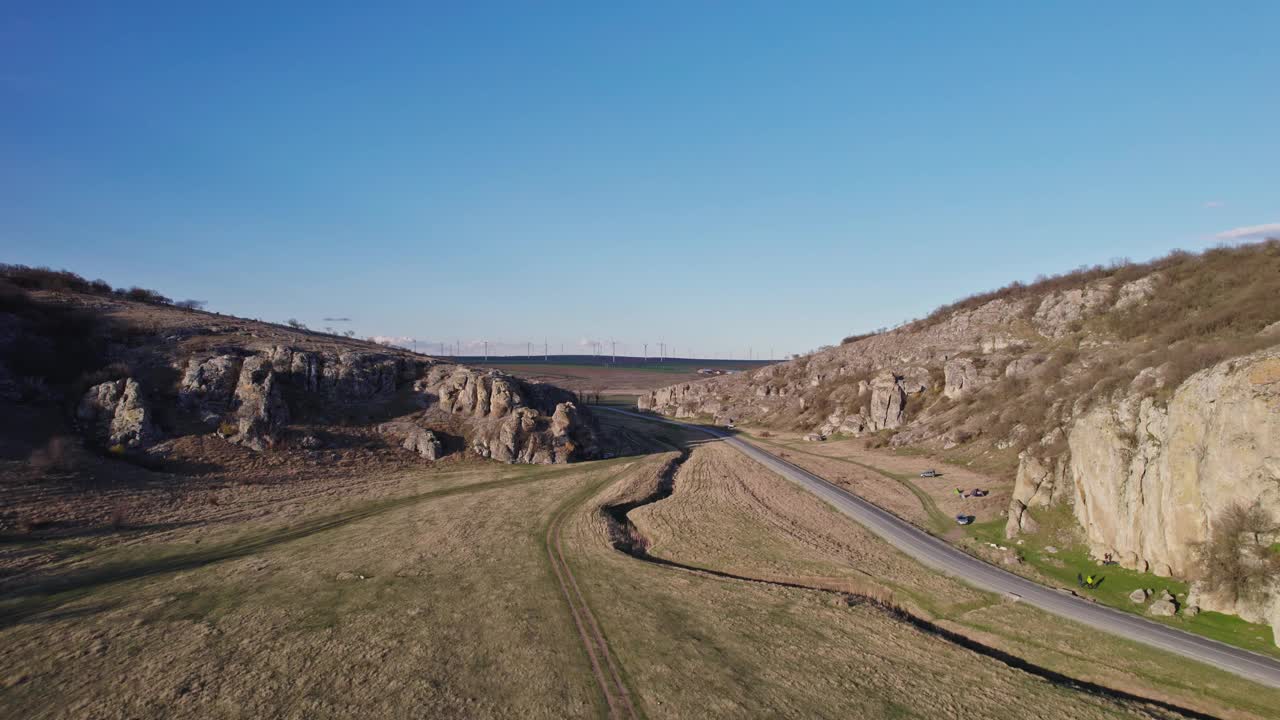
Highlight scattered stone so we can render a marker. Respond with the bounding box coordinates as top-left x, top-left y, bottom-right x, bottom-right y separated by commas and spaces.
1184, 605, 1200, 618
1128, 588, 1150, 604
829, 593, 859, 607
803, 433, 824, 442
335, 571, 366, 581
1043, 545, 1058, 554
1148, 599, 1177, 617
1159, 589, 1175, 602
